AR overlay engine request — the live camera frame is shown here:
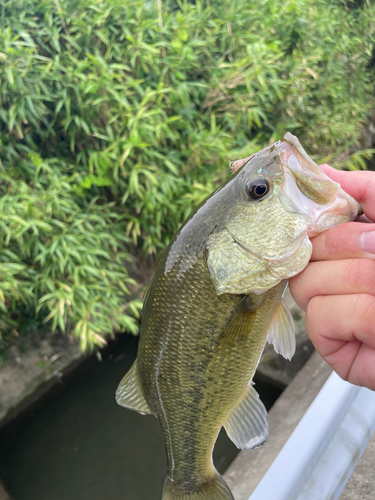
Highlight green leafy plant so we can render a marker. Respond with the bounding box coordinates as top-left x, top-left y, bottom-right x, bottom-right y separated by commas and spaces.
0, 164, 142, 351
0, 0, 374, 358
